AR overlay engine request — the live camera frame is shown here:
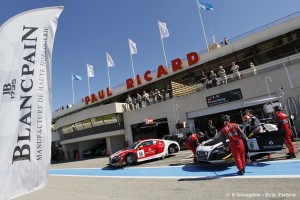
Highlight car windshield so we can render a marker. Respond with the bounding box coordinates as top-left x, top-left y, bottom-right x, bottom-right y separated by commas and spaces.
127, 142, 139, 150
